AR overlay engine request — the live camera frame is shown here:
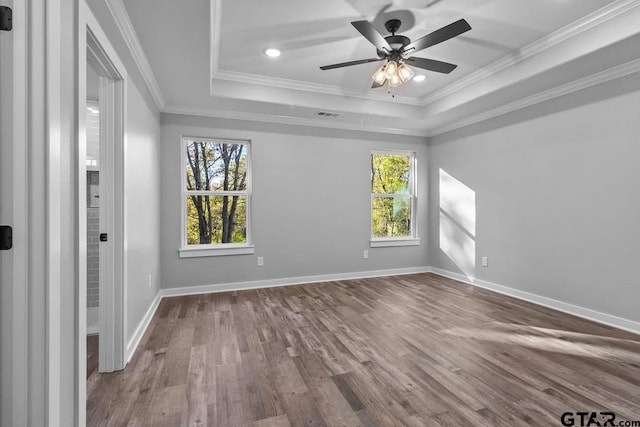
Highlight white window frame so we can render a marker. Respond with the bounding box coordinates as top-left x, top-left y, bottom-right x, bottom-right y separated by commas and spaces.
370, 150, 420, 248
179, 136, 254, 258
